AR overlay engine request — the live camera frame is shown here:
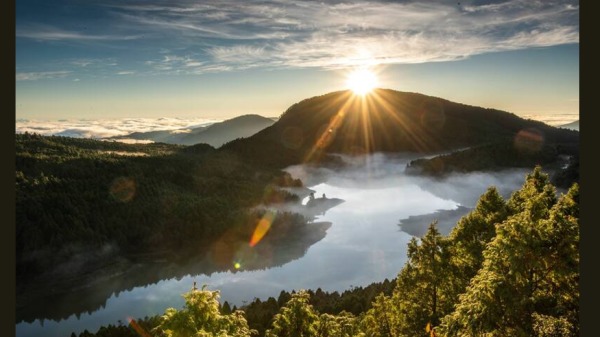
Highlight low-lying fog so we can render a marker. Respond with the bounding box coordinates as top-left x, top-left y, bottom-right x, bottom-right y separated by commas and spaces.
17, 152, 533, 337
